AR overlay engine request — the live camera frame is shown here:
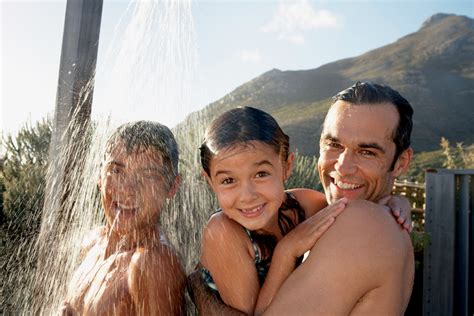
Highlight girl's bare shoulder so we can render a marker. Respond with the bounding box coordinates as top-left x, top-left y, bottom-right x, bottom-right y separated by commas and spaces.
287, 188, 328, 217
